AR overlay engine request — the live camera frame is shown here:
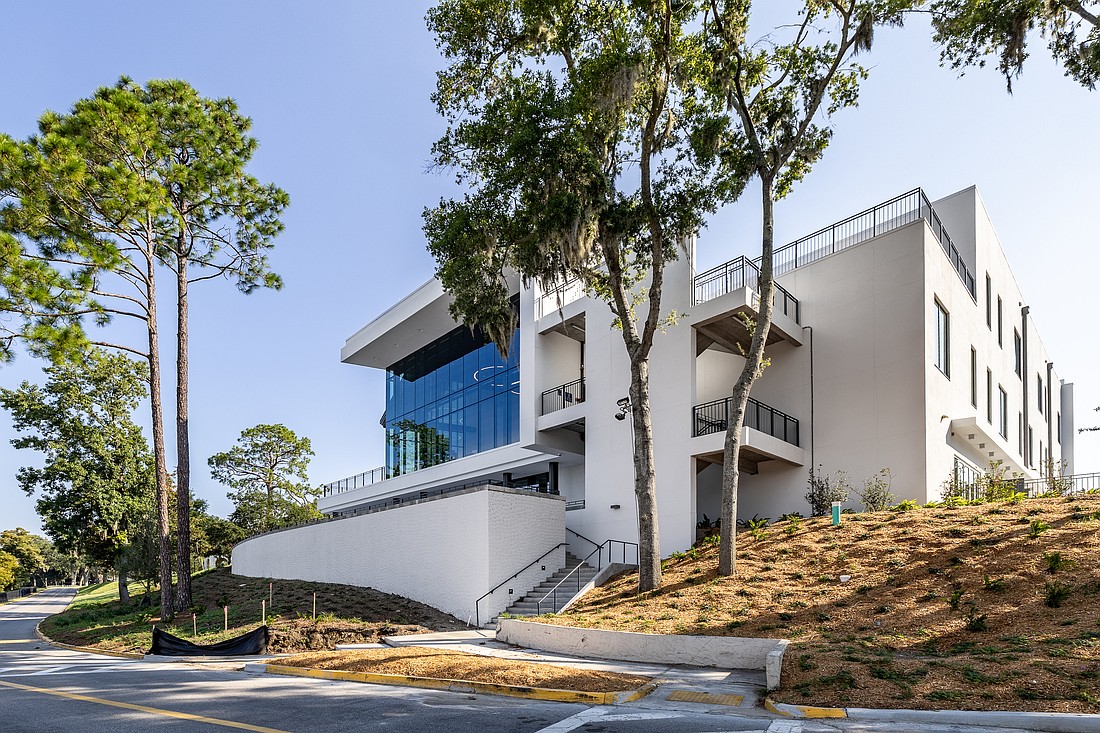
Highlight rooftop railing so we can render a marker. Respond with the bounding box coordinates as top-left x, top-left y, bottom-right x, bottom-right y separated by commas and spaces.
692, 395, 800, 446
694, 188, 977, 308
